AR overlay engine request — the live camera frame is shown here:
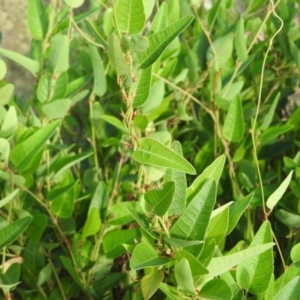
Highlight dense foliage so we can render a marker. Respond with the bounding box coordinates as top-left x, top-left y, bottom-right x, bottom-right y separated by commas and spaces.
1, 0, 300, 299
